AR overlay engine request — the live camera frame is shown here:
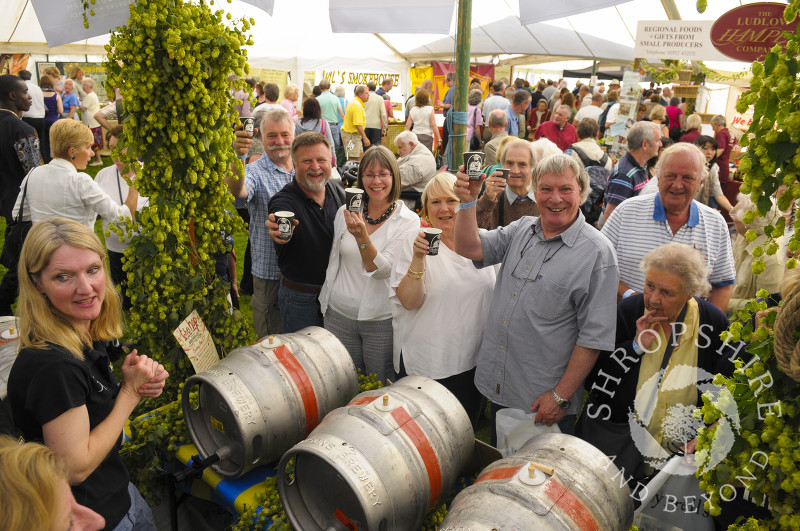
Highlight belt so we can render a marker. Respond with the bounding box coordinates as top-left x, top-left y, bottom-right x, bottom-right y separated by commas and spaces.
328, 121, 339, 125
281, 276, 322, 294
